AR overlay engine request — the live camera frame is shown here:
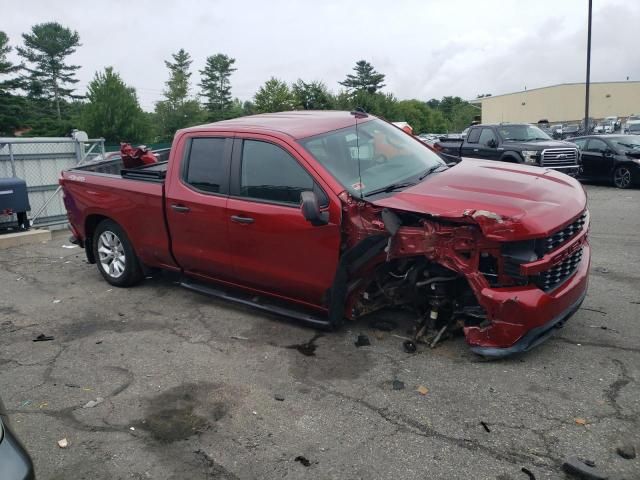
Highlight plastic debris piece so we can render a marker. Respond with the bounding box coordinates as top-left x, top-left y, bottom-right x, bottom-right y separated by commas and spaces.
403, 340, 417, 353
294, 456, 311, 467
230, 335, 249, 340
61, 244, 77, 249
52, 299, 61, 304
274, 394, 285, 402
392, 380, 405, 391
574, 418, 587, 426
354, 334, 370, 347
562, 456, 608, 480
480, 421, 491, 433
82, 397, 104, 409
521, 467, 535, 480
129, 426, 135, 431
417, 385, 429, 395
57, 438, 68, 448
616, 444, 636, 460
33, 333, 54, 342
